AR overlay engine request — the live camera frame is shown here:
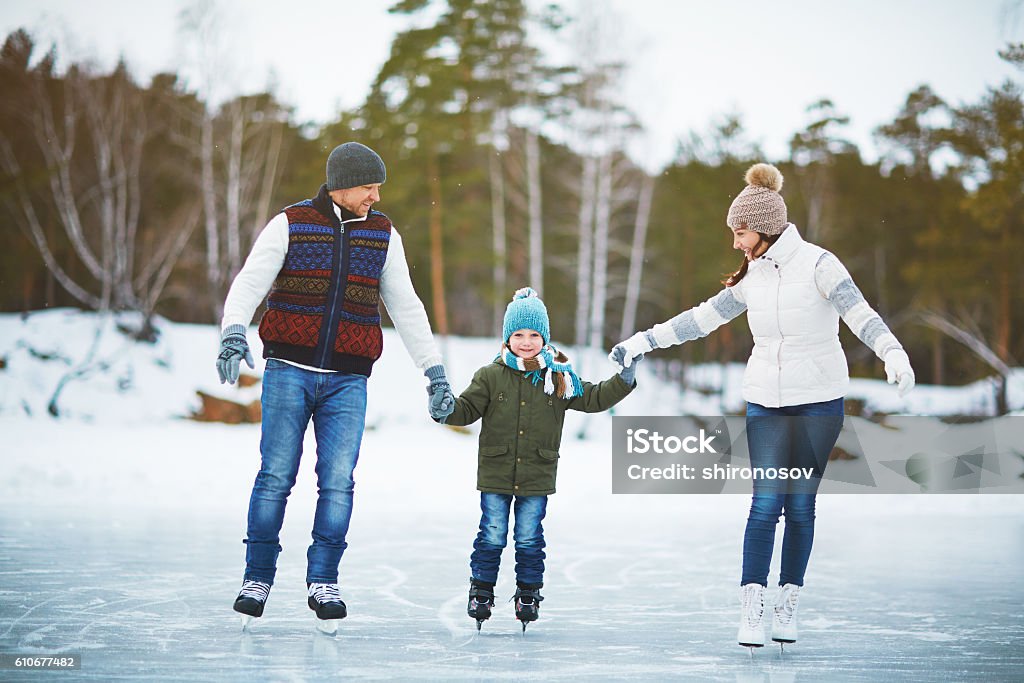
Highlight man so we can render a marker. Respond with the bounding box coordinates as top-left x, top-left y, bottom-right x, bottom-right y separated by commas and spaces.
215, 142, 454, 629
